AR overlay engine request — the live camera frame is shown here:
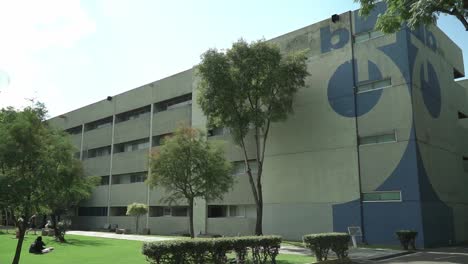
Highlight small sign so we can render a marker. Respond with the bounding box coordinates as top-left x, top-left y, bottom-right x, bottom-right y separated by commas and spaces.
348, 226, 362, 236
